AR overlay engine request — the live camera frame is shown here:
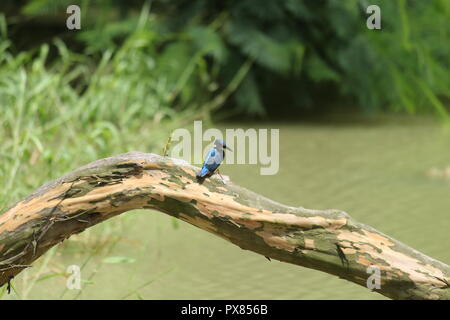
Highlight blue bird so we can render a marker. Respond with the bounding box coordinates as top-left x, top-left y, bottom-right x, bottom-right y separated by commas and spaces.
197, 139, 232, 180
